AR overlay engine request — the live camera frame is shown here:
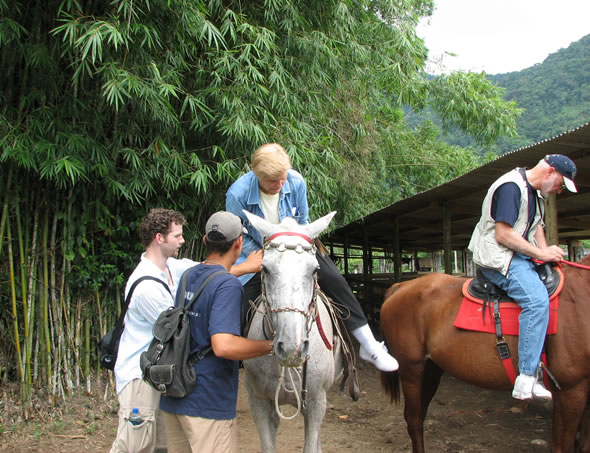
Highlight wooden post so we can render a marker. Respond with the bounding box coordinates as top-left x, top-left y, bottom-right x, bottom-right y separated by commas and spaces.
344, 233, 349, 276
545, 193, 558, 245
362, 226, 370, 315
464, 249, 475, 277
443, 204, 452, 274
393, 218, 401, 282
